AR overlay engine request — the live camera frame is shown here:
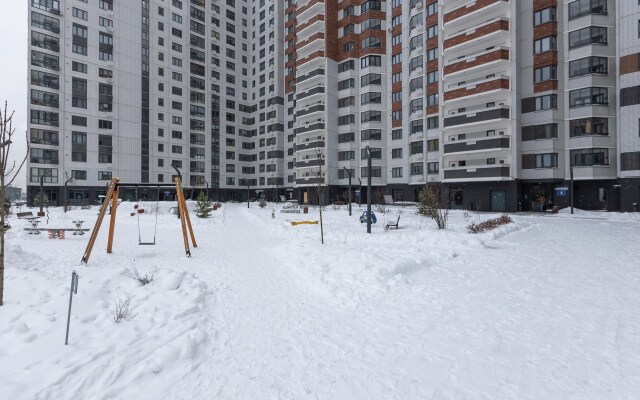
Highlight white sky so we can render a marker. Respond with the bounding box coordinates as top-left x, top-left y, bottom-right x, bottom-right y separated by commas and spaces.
0, 3, 28, 190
